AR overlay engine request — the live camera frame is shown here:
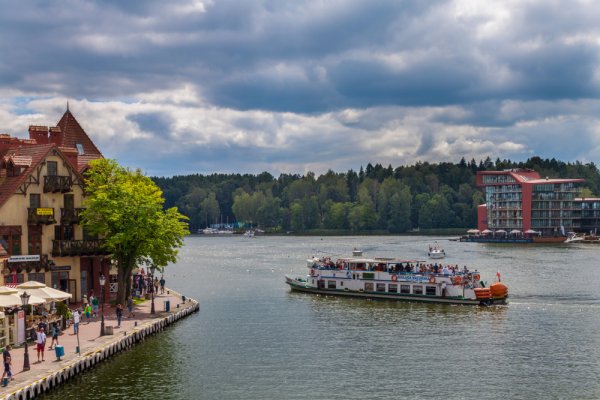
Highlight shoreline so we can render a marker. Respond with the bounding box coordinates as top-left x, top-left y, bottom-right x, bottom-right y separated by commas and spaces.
0, 289, 199, 400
